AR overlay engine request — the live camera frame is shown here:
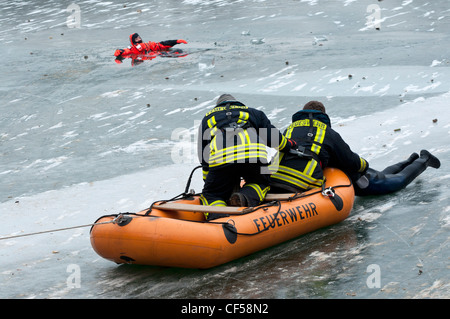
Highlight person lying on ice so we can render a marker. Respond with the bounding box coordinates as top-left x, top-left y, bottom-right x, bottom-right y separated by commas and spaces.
114, 33, 187, 57
353, 150, 440, 196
